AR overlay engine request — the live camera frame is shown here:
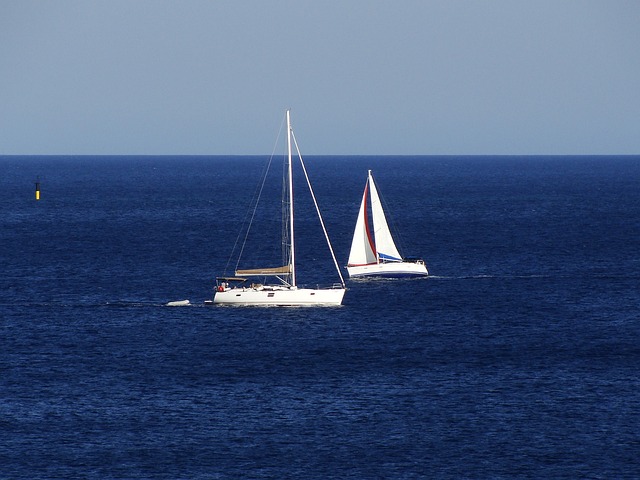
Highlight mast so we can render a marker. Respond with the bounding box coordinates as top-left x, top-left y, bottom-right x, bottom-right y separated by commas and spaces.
368, 169, 377, 265
286, 109, 296, 286
366, 170, 378, 263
